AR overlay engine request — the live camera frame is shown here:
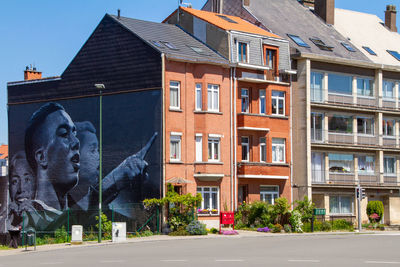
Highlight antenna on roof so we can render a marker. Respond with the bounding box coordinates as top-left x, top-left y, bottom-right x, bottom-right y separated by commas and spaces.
117, 9, 120, 19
